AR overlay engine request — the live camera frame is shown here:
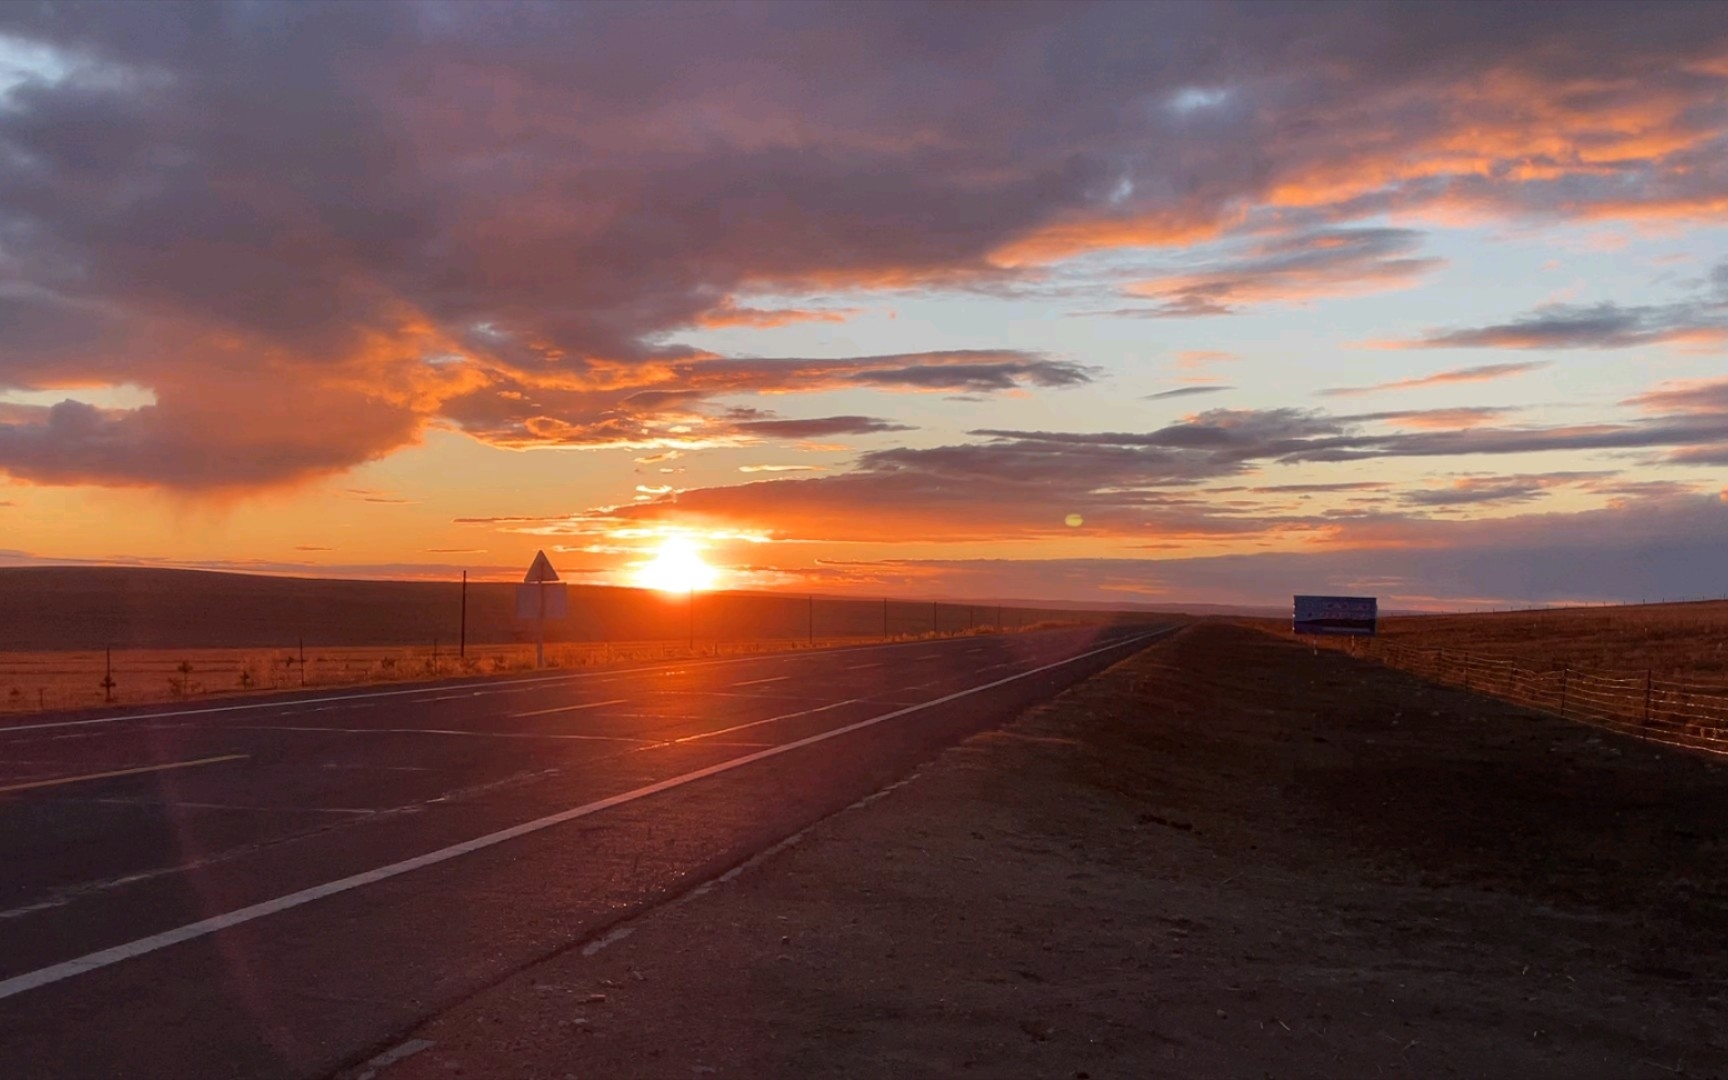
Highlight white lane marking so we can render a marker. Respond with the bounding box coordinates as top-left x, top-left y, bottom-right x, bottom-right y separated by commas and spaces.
580, 926, 634, 957
320, 763, 431, 772
670, 698, 864, 745
0, 628, 1164, 1003
42, 797, 374, 816
355, 1037, 435, 1079
510, 698, 629, 719
227, 725, 653, 743
731, 675, 790, 687
845, 662, 882, 670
